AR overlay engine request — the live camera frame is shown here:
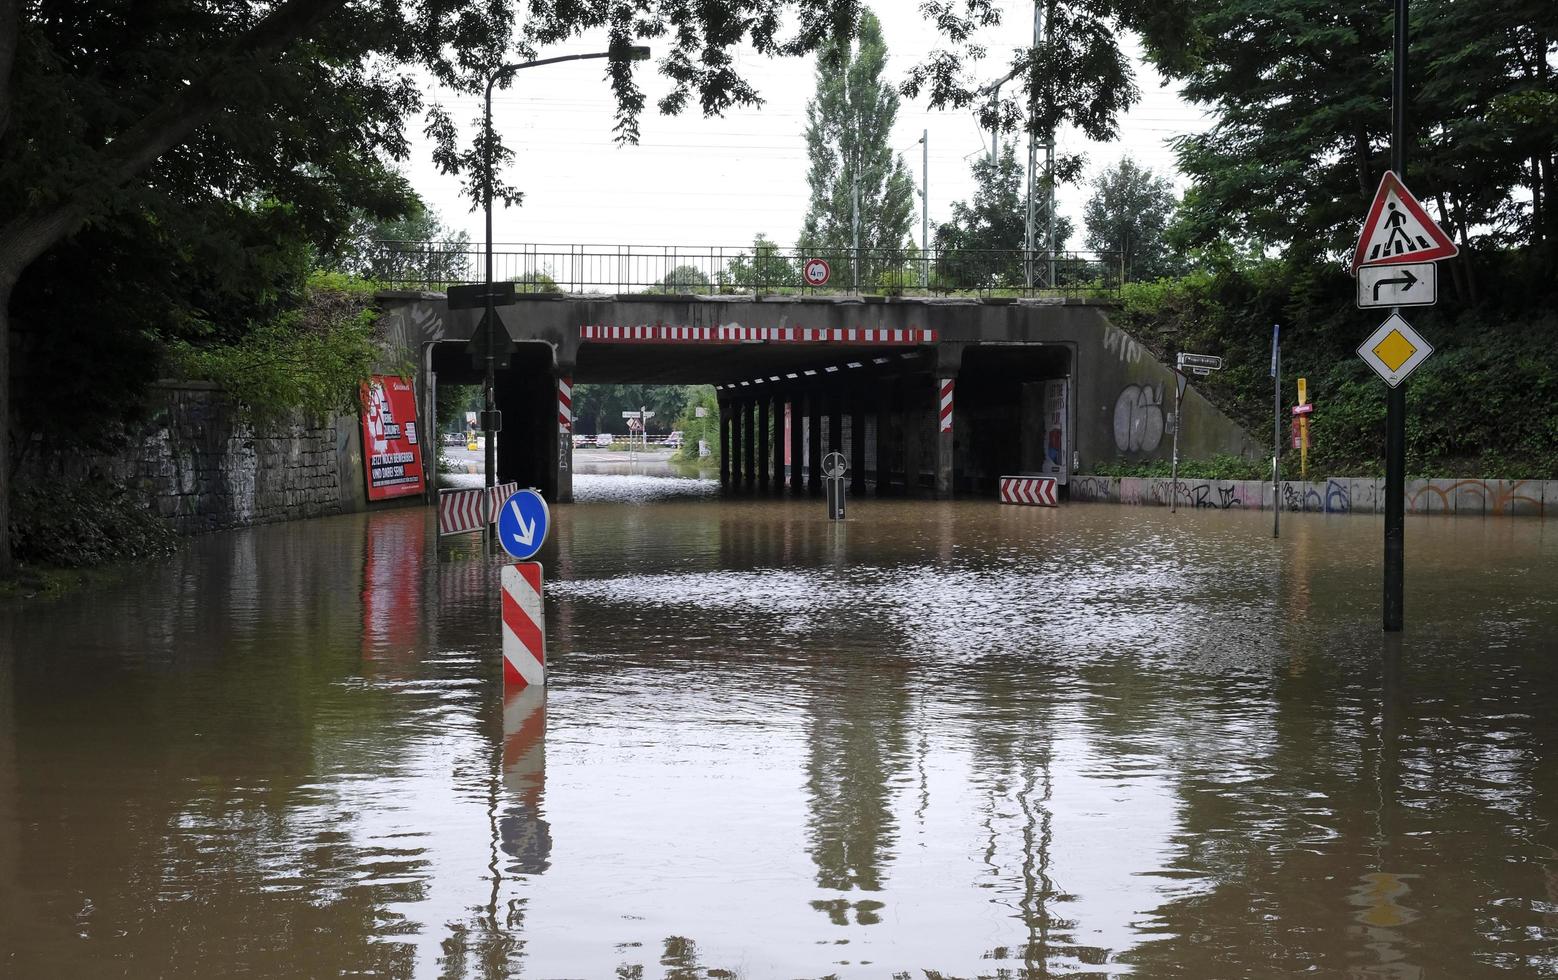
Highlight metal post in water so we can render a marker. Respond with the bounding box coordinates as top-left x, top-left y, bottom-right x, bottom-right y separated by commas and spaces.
1272, 323, 1281, 539
1170, 369, 1182, 514
1383, 0, 1408, 633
